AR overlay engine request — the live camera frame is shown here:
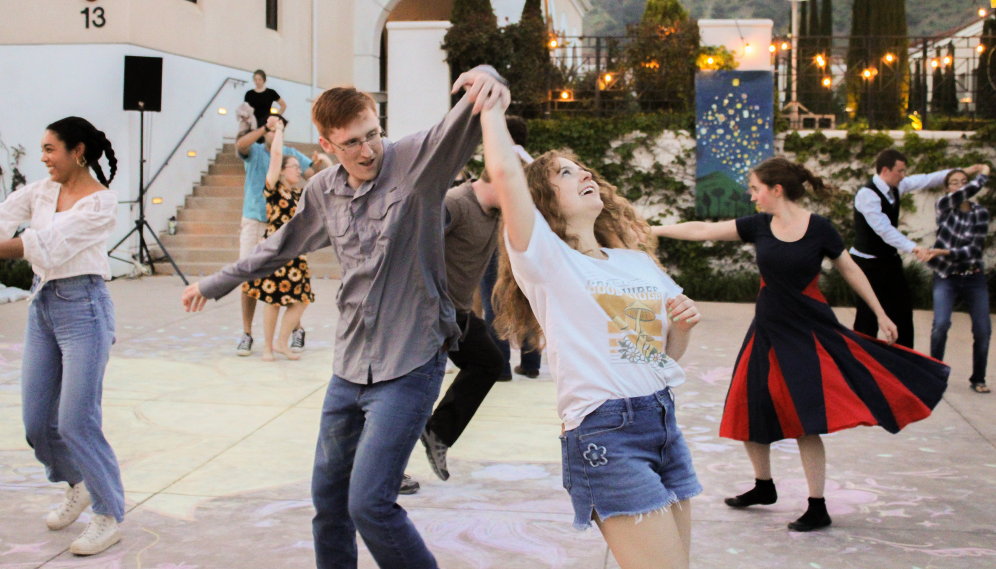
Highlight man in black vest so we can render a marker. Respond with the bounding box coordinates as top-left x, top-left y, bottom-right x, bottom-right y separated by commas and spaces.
851, 149, 955, 348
